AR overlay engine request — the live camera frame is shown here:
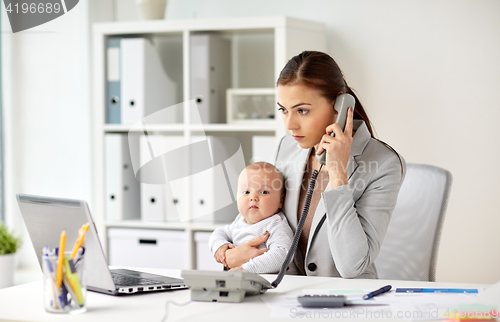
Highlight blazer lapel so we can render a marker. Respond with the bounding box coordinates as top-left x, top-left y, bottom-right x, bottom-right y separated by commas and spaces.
347, 155, 358, 180
347, 120, 371, 179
